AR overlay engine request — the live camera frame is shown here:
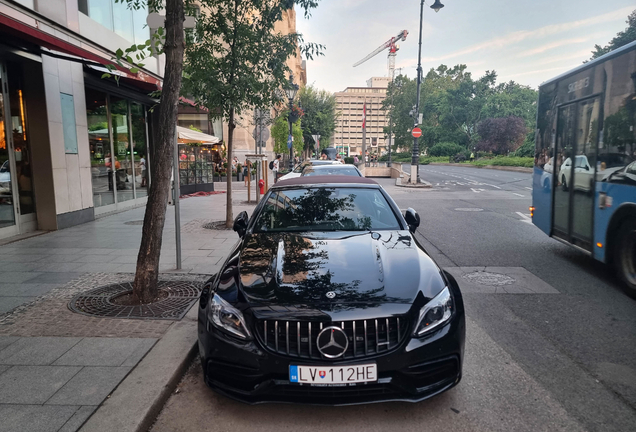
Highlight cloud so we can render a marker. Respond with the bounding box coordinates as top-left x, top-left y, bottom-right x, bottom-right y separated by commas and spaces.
515, 37, 591, 57
419, 6, 633, 63
507, 65, 579, 79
